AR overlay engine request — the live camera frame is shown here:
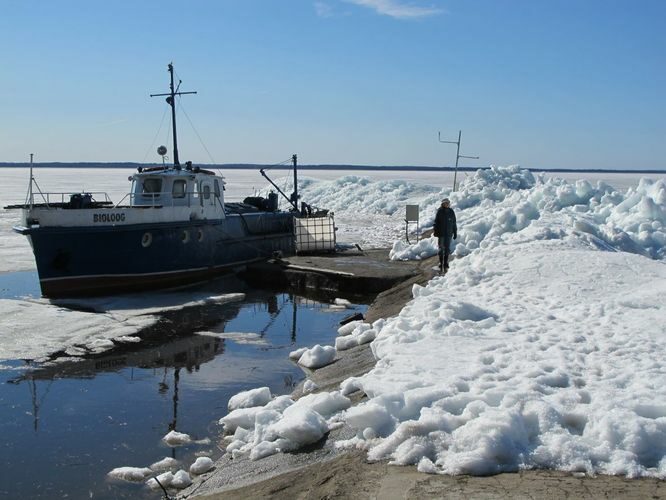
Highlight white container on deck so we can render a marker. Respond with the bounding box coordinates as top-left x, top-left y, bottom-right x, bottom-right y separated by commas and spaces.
294, 215, 336, 253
